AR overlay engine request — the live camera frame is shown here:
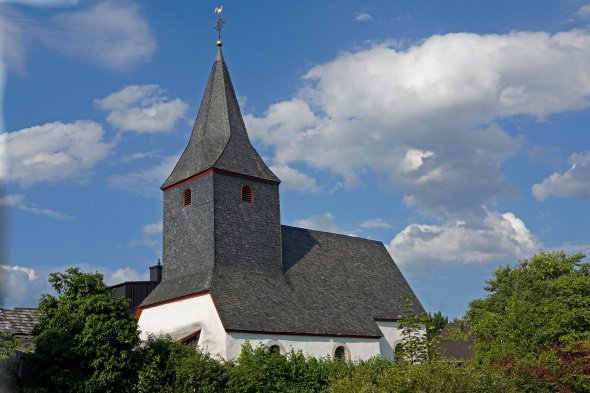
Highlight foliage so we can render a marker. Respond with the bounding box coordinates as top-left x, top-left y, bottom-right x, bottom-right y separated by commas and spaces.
467, 251, 590, 392
135, 335, 227, 393
31, 268, 140, 393
327, 359, 518, 393
225, 342, 350, 393
468, 251, 590, 362
426, 311, 448, 342
397, 293, 429, 364
0, 331, 19, 392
